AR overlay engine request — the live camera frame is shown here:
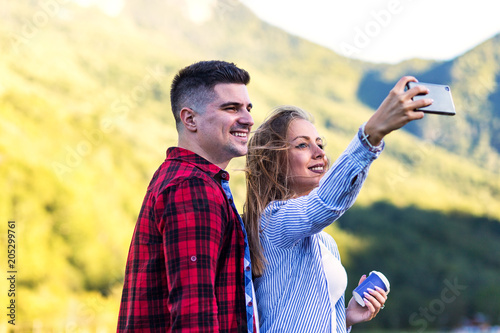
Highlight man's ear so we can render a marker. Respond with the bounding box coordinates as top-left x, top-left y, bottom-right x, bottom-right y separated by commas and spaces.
179, 107, 197, 132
